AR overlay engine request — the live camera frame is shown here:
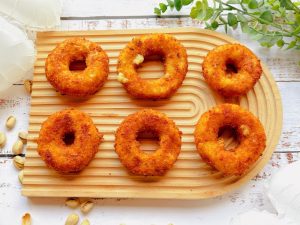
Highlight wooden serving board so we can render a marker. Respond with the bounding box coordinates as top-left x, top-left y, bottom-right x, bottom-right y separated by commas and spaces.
22, 28, 282, 199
